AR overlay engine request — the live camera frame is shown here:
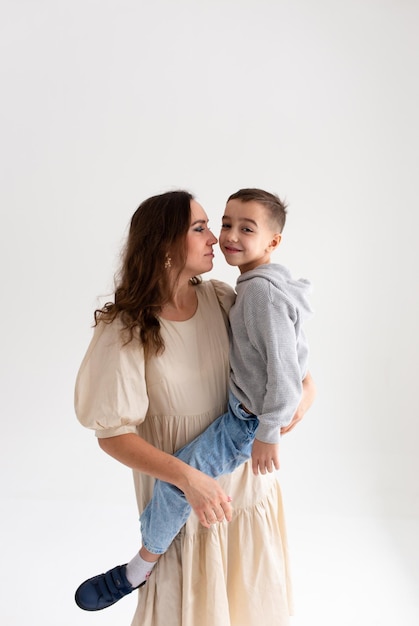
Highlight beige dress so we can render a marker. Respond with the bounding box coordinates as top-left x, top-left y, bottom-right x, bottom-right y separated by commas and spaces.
75, 279, 293, 626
